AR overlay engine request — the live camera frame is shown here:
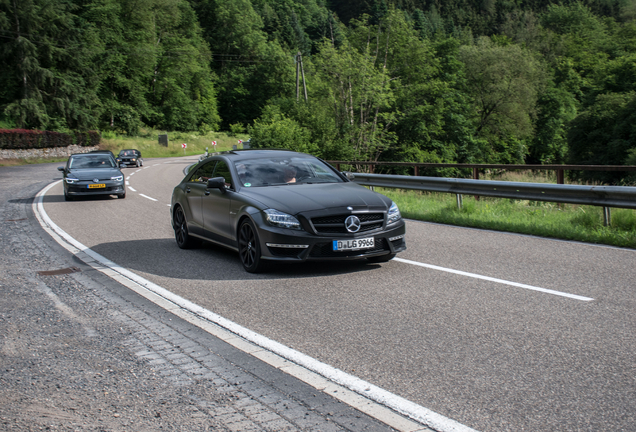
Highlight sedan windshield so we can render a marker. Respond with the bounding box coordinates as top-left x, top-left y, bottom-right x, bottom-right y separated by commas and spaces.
69, 155, 116, 169
235, 157, 343, 187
